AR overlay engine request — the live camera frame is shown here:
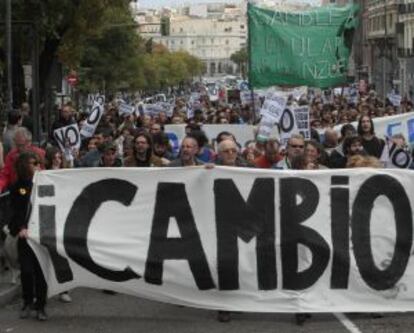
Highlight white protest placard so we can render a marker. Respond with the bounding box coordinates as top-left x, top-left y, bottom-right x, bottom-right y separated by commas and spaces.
87, 94, 95, 107
87, 94, 105, 108
382, 138, 413, 169
389, 147, 412, 168
279, 107, 299, 146
260, 92, 287, 122
80, 99, 105, 138
240, 91, 260, 106
290, 86, 308, 101
348, 86, 358, 104
387, 93, 402, 107
293, 106, 310, 140
53, 123, 81, 152
257, 117, 276, 142
157, 102, 174, 117
322, 90, 332, 104
118, 102, 135, 117
143, 104, 163, 116
186, 105, 194, 120
30, 167, 414, 313
186, 93, 202, 116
